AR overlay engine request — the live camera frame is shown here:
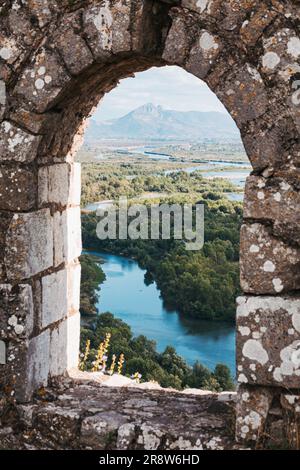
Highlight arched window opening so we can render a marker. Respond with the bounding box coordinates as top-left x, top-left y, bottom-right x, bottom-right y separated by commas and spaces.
78, 65, 250, 392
